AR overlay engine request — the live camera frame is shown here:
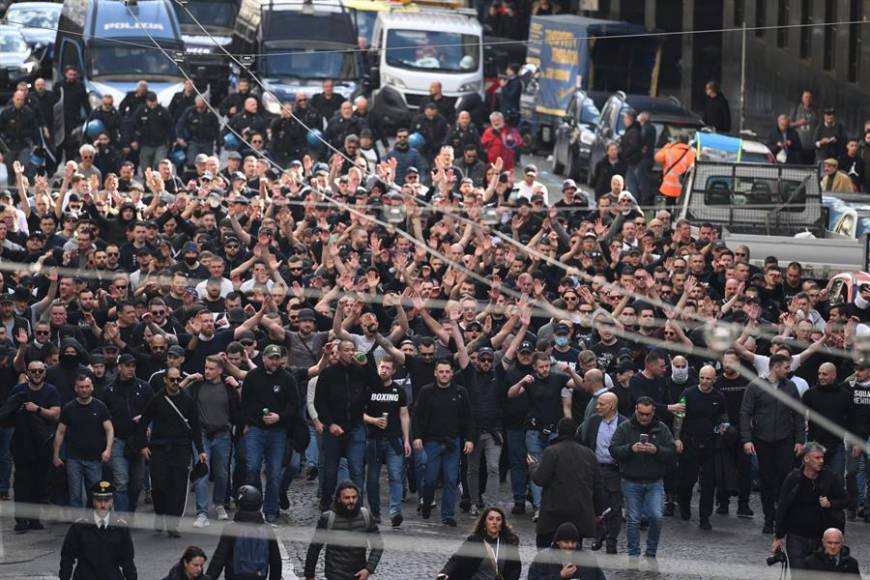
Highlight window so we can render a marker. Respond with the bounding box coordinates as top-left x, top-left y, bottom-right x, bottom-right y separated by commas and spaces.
848, 0, 861, 82
704, 176, 807, 212
777, 0, 789, 48
60, 40, 82, 72
800, 0, 811, 59
755, 0, 766, 37
824, 0, 836, 70
734, 0, 745, 25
